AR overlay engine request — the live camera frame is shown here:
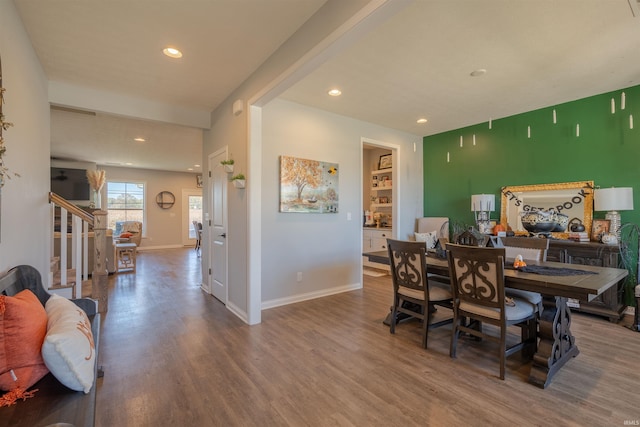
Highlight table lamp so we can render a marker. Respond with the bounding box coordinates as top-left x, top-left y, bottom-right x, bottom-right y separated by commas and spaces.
594, 187, 634, 239
471, 194, 495, 234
